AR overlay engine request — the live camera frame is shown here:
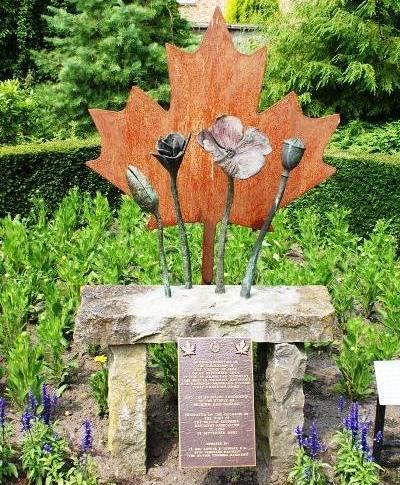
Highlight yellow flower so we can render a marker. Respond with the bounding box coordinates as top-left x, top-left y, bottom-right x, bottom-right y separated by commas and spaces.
94, 355, 107, 365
